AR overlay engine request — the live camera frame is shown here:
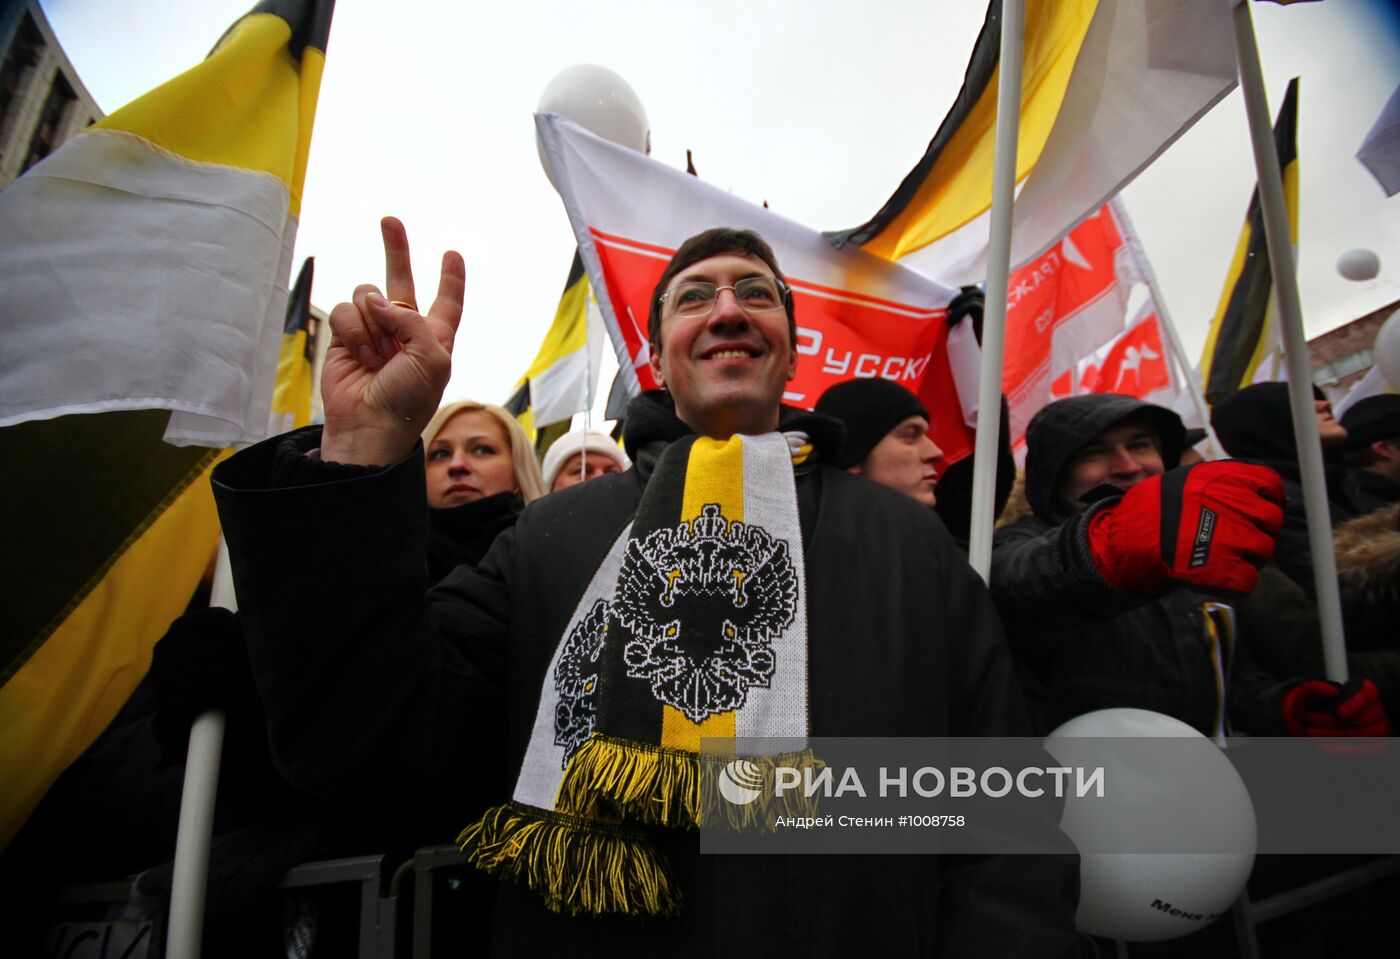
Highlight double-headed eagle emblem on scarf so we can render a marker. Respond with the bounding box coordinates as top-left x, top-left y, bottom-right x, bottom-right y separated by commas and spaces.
553, 504, 798, 764
614, 504, 797, 722
554, 598, 609, 765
